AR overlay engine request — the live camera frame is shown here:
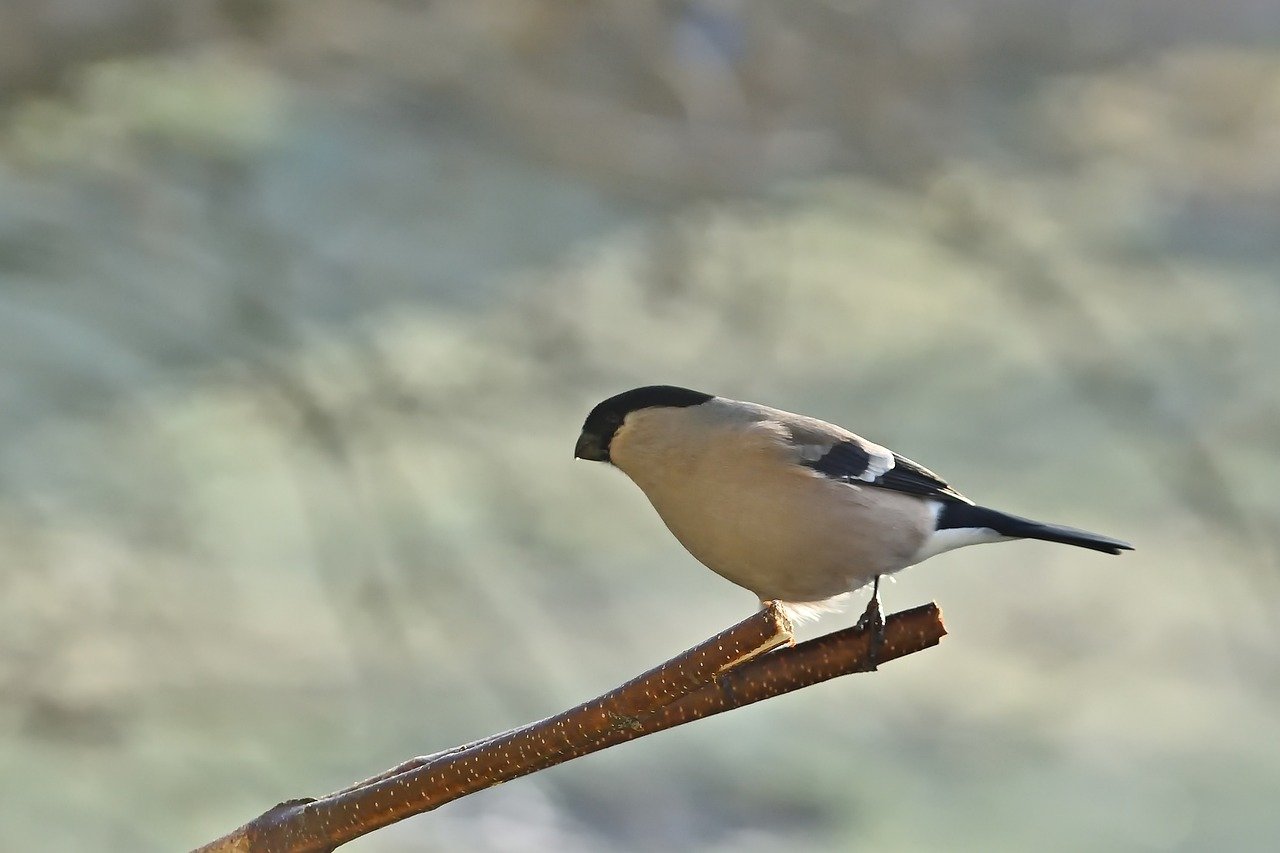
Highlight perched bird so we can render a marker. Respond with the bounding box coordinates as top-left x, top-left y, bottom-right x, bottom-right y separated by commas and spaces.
574, 385, 1132, 626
